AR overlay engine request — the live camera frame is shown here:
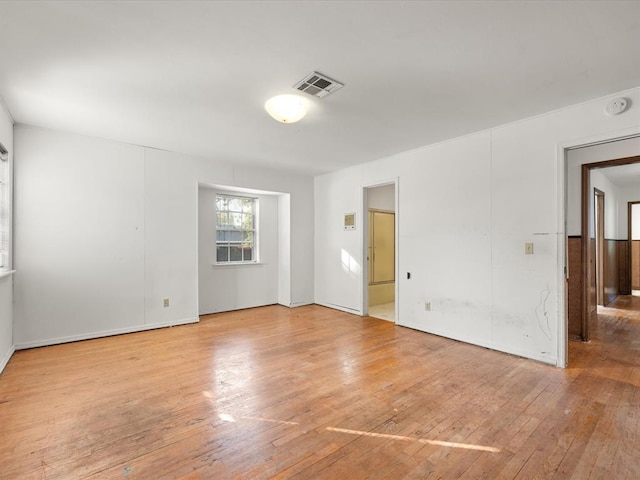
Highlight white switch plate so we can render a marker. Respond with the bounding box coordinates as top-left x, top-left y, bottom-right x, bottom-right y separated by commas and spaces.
424, 302, 431, 311
525, 242, 534, 255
